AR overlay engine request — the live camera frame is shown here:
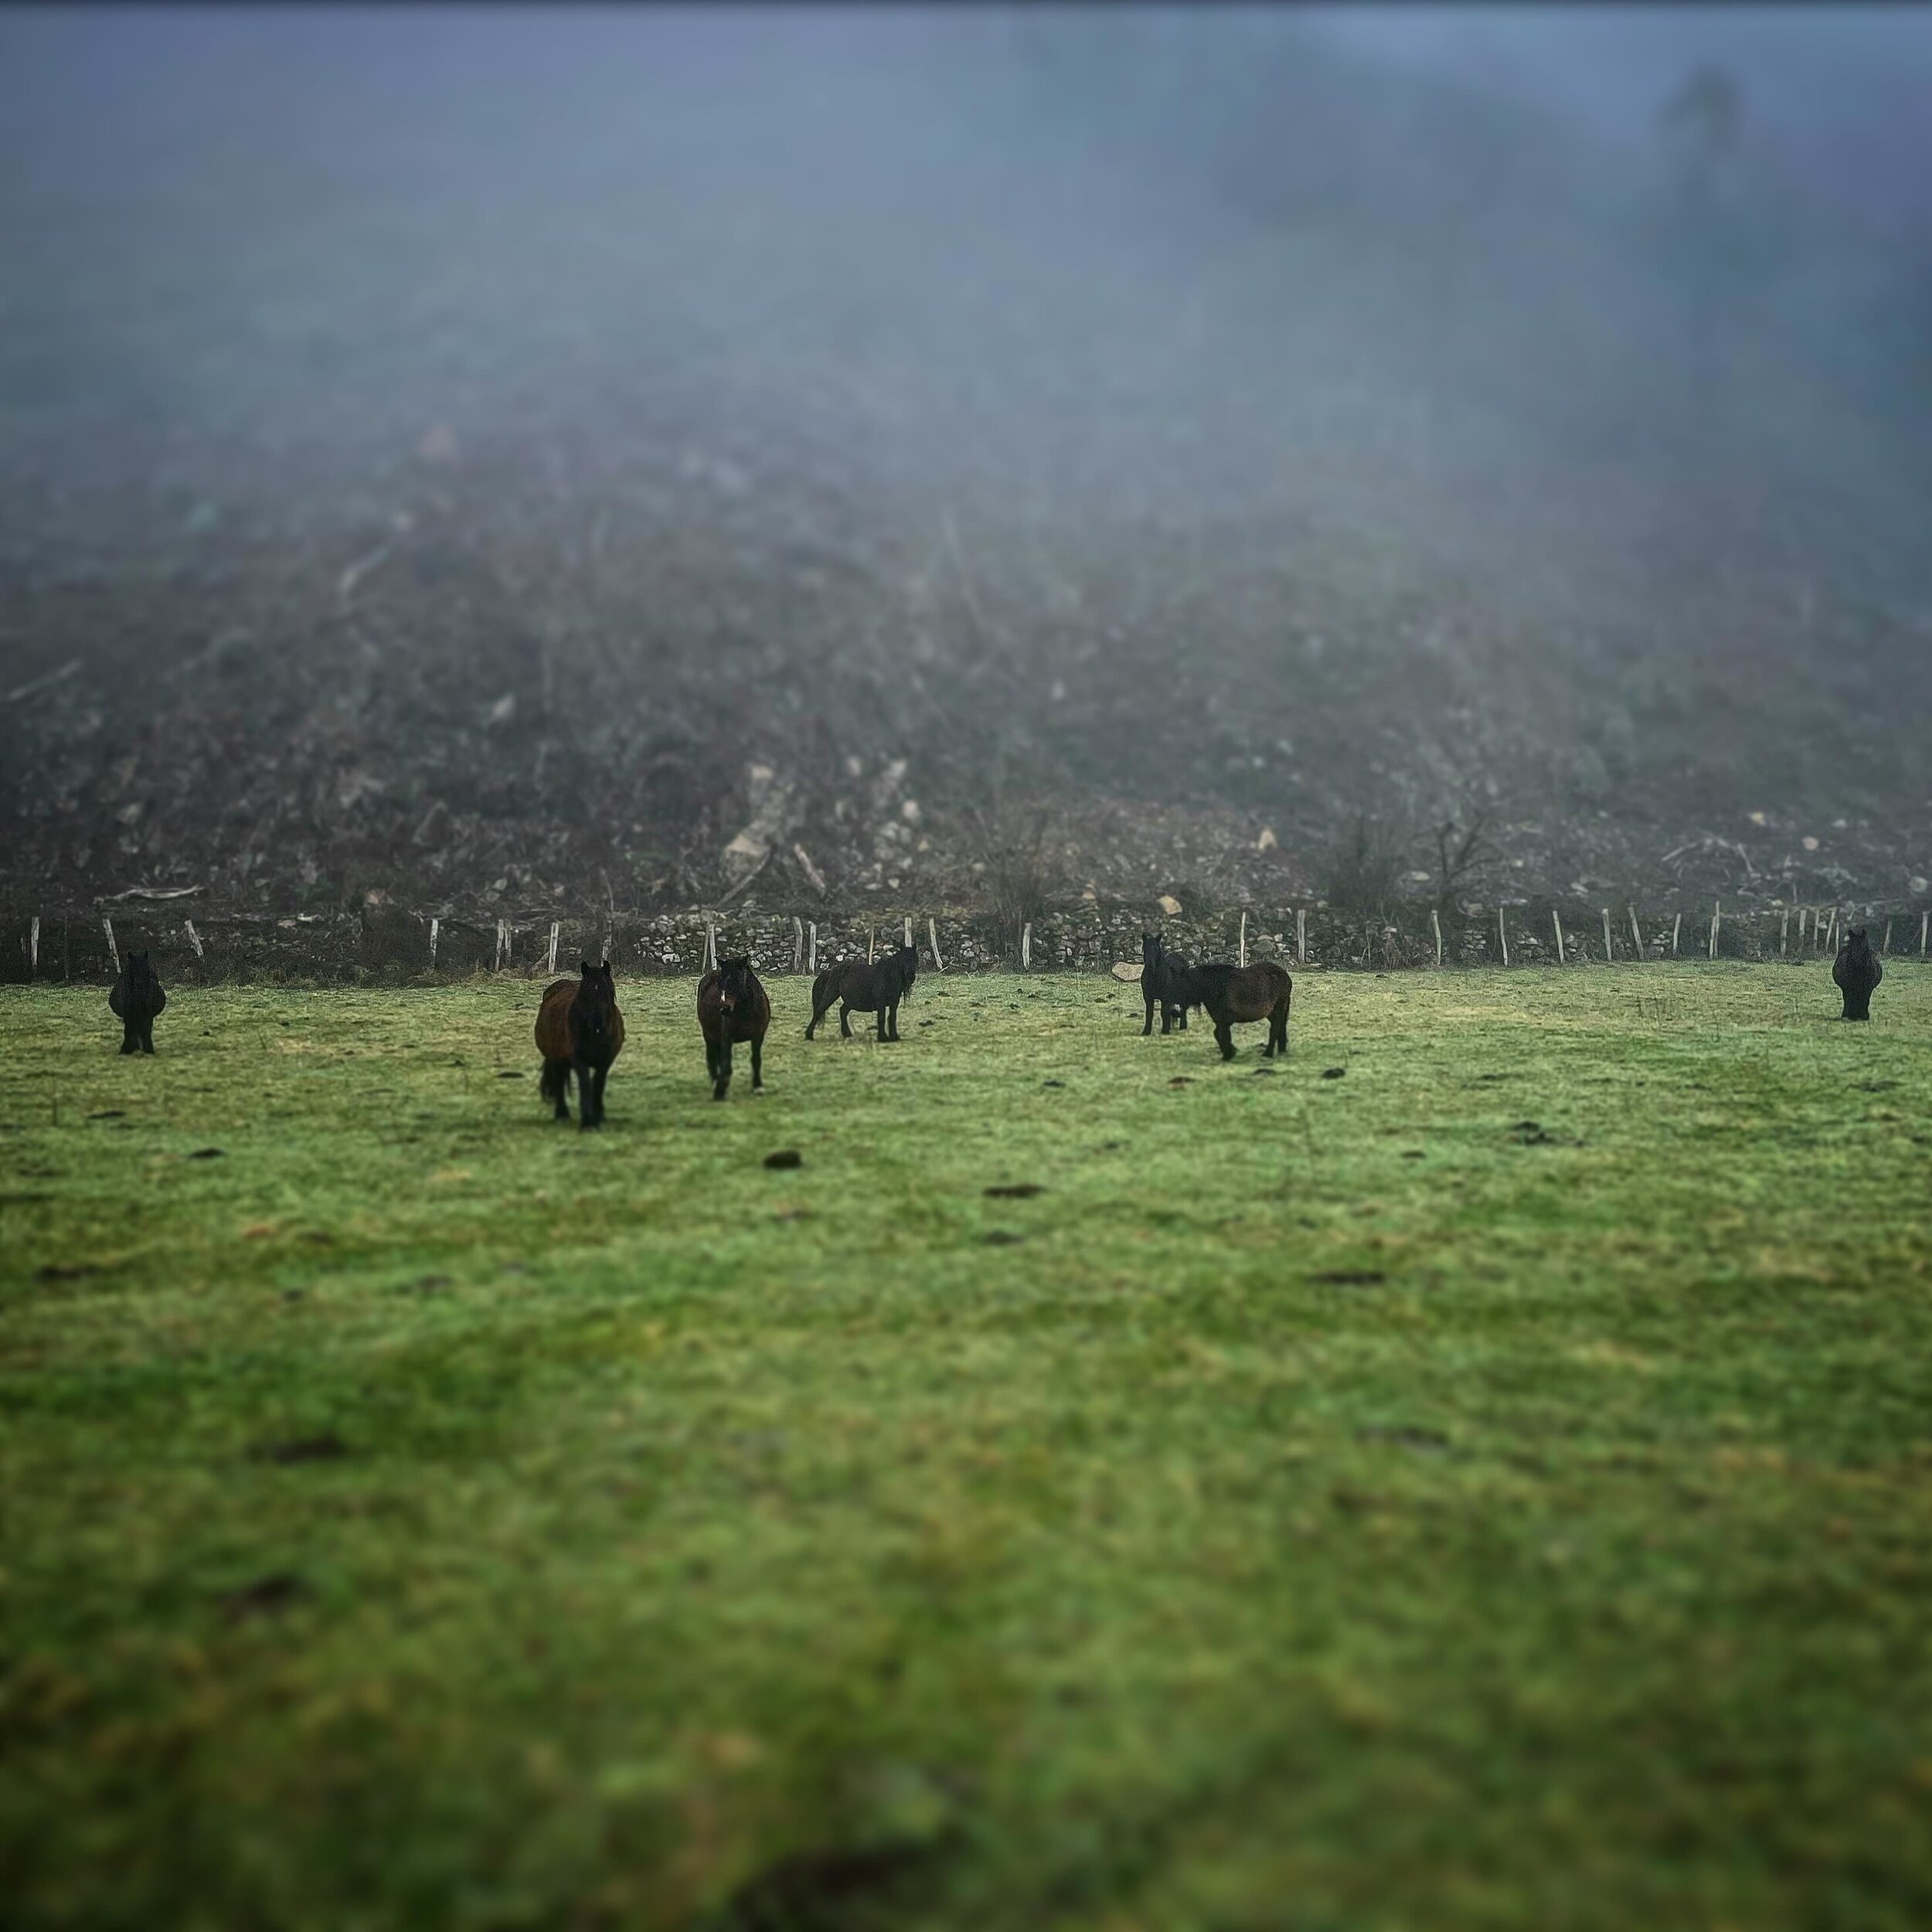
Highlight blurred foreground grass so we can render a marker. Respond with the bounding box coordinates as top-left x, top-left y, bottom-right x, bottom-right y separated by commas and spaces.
2, 964, 1930, 1930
